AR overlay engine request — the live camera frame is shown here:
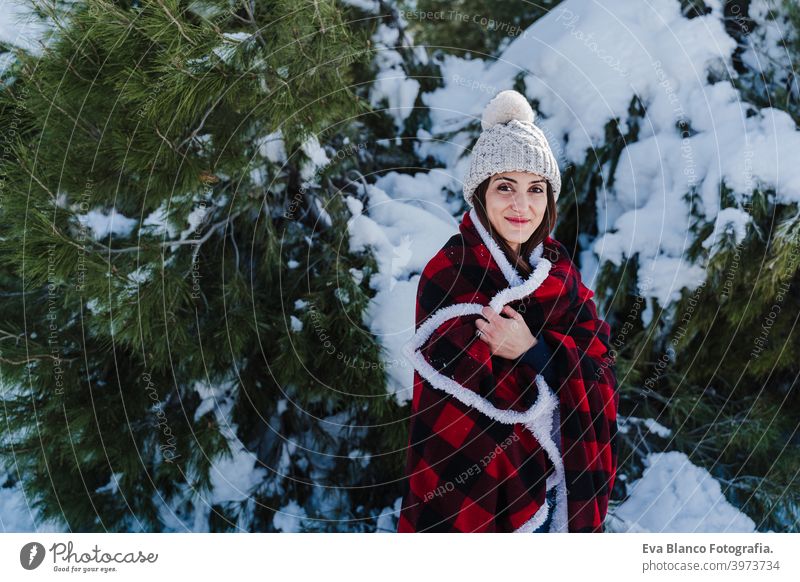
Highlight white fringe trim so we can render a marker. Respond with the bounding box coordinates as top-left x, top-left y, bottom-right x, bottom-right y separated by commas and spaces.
402, 238, 569, 532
